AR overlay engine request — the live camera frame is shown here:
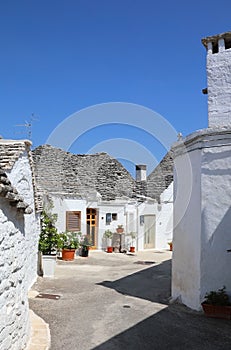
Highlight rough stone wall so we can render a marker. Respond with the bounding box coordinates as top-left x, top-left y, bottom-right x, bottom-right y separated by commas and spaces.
147, 151, 173, 202
32, 145, 135, 200
0, 151, 40, 350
